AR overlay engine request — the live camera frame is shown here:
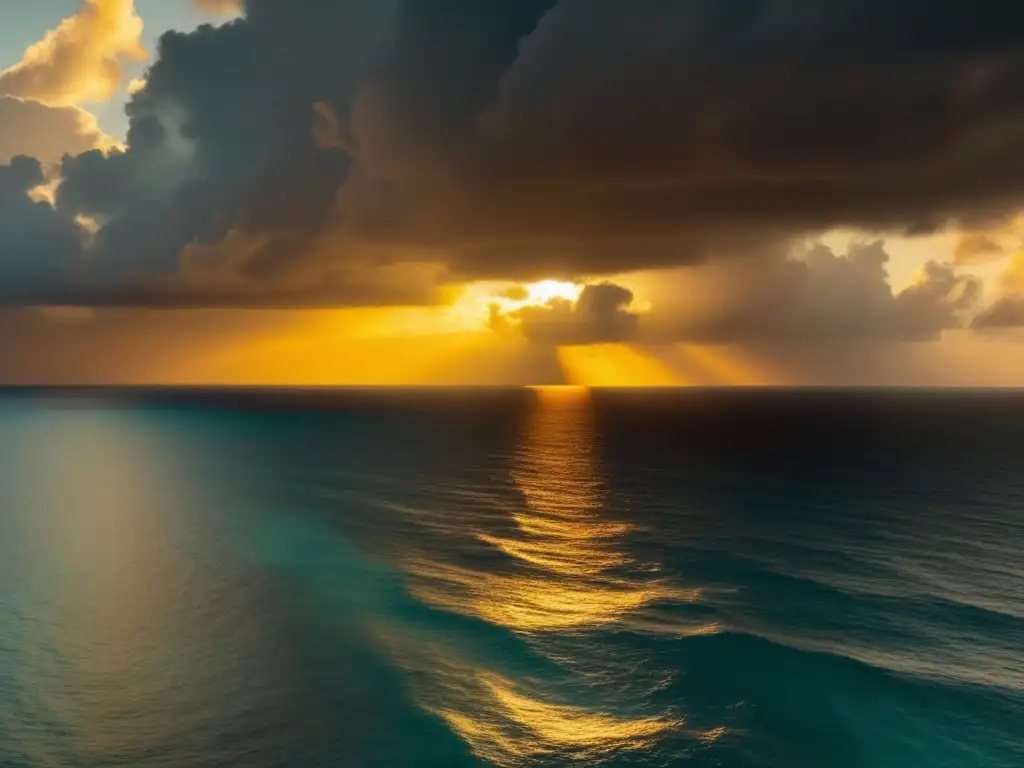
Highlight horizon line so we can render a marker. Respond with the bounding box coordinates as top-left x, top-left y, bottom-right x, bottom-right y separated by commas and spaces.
1, 384, 1023, 393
